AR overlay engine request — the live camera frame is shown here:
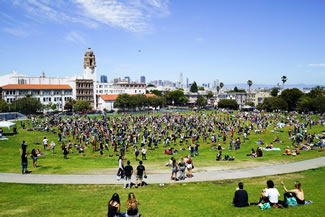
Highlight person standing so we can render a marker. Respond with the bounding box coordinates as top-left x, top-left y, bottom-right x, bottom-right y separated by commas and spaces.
124, 160, 133, 189
135, 161, 146, 188
21, 152, 30, 174
135, 147, 139, 161
50, 141, 56, 154
21, 140, 27, 154
141, 147, 147, 160
233, 182, 249, 207
117, 156, 124, 180
43, 137, 48, 151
